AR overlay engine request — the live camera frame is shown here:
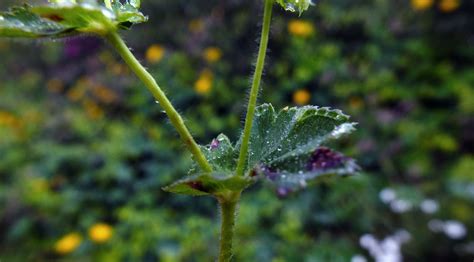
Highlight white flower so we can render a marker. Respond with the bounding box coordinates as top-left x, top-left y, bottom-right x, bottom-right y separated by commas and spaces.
428, 219, 444, 232
390, 199, 412, 213
351, 254, 367, 262
420, 199, 439, 214
444, 220, 467, 239
379, 188, 396, 204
